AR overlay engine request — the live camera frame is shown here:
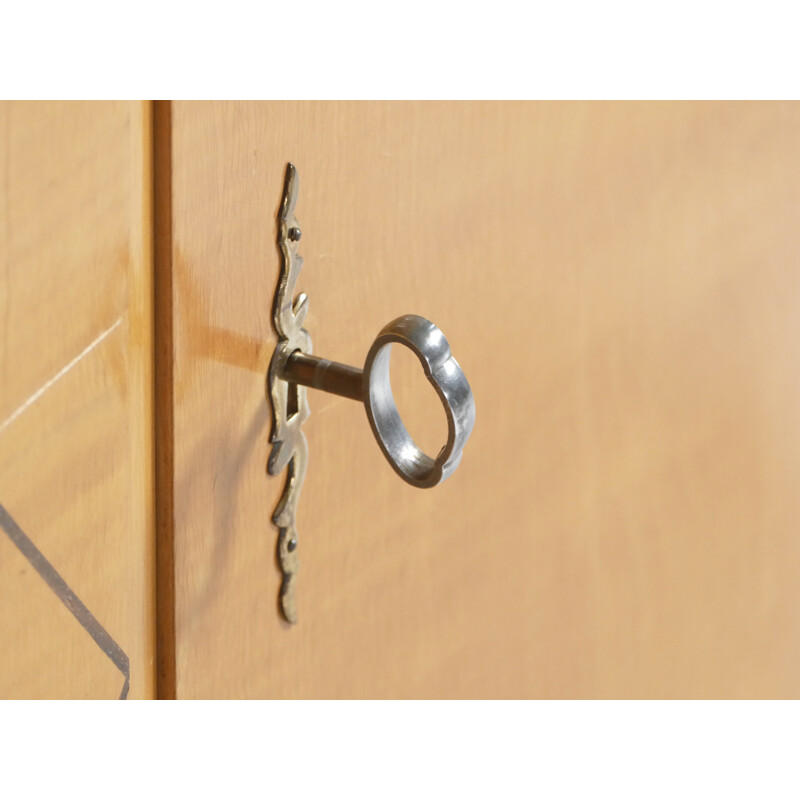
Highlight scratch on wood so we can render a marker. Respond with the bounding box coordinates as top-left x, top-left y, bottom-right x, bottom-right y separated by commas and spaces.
0, 317, 123, 437
0, 502, 130, 699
